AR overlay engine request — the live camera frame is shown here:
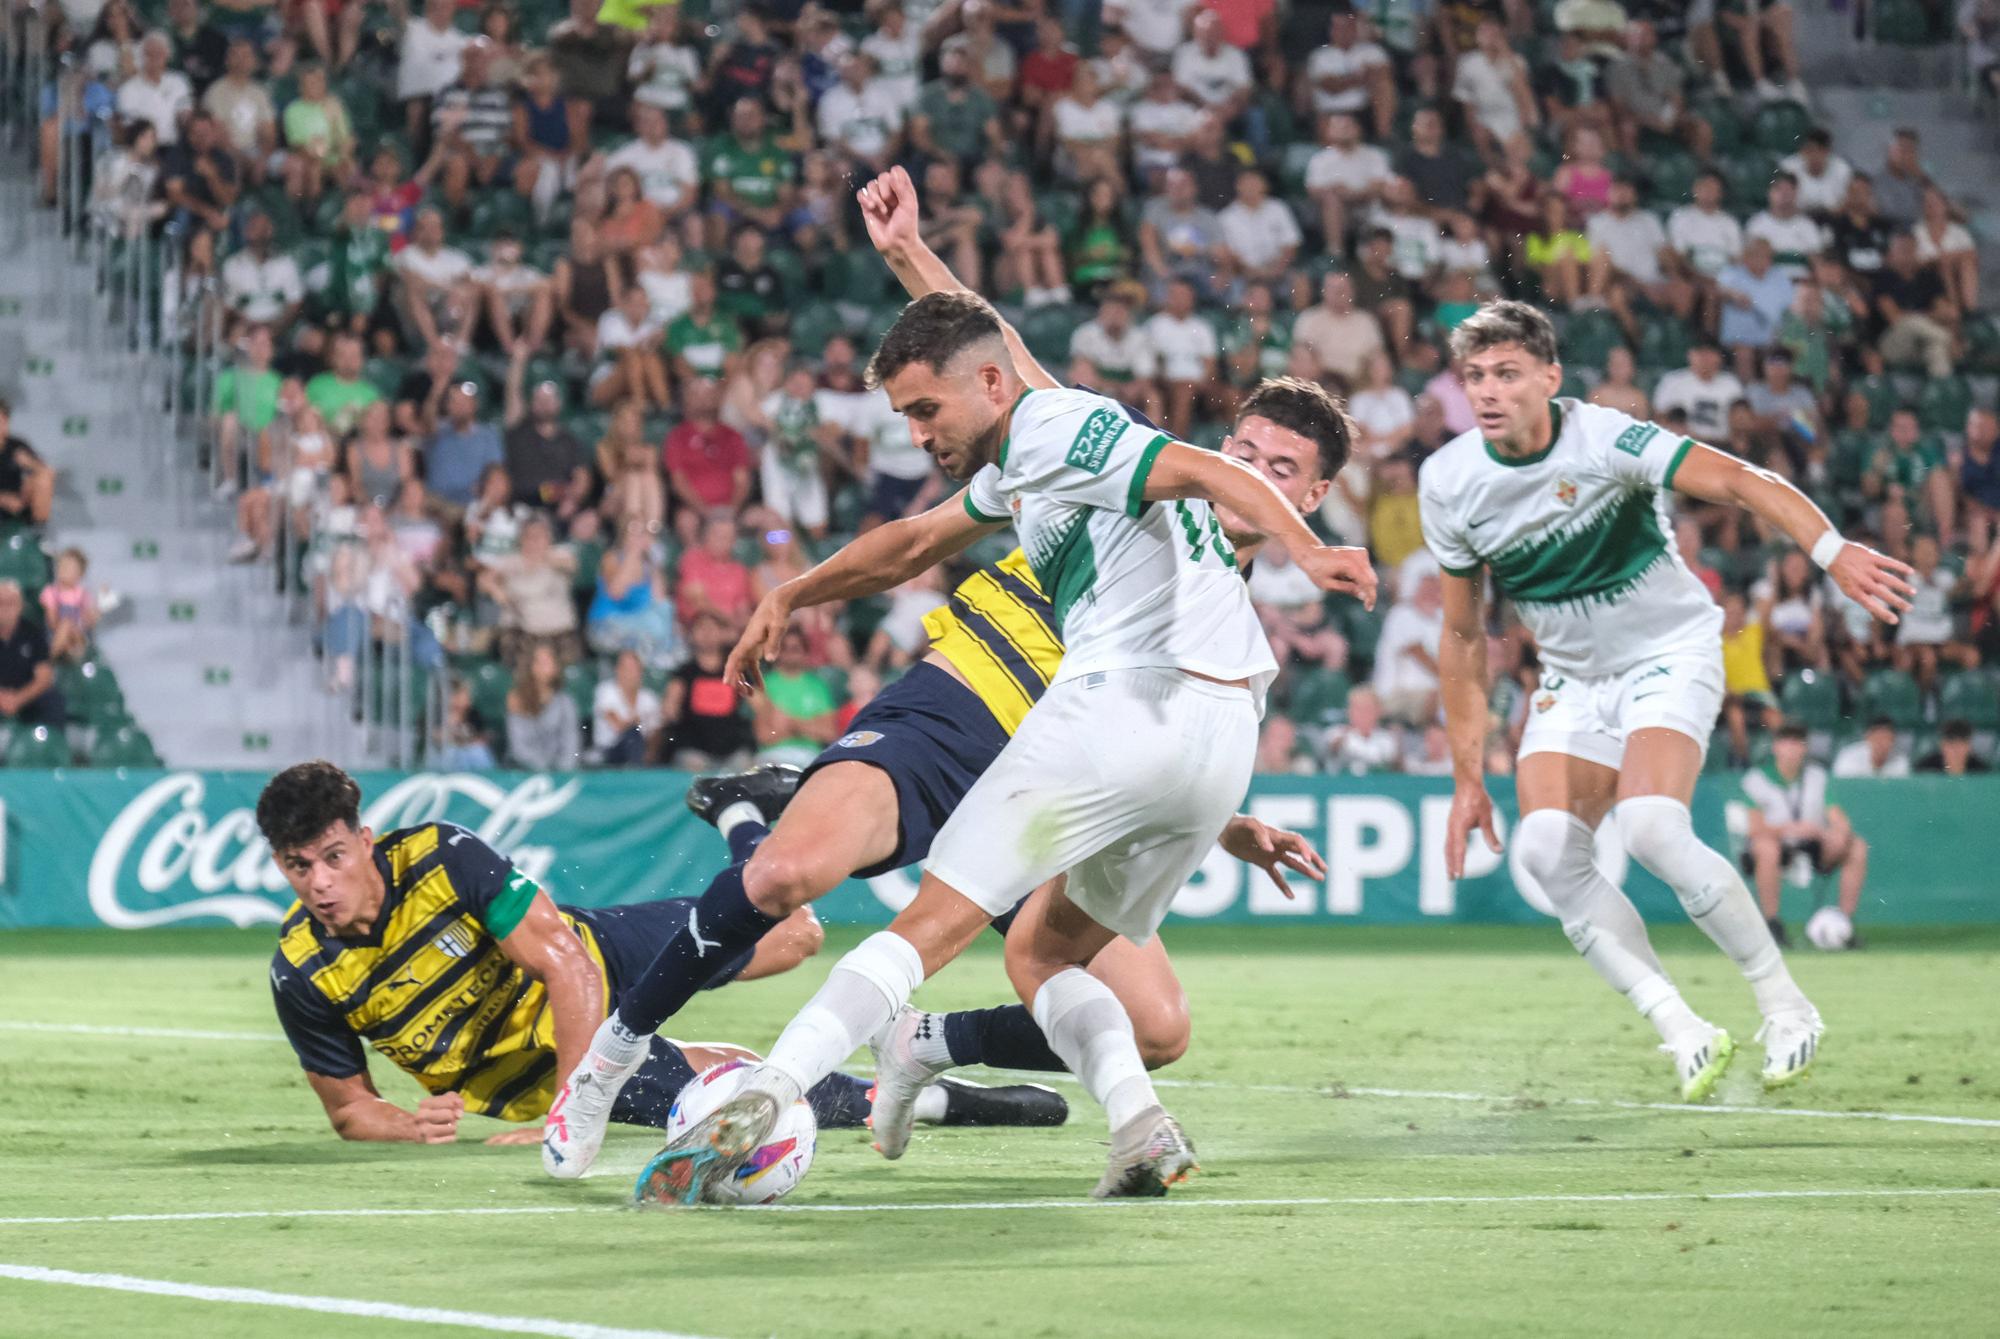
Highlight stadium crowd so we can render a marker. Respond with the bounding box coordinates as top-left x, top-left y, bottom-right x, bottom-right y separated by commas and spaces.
20, 0, 1998, 775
